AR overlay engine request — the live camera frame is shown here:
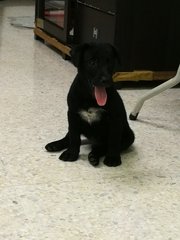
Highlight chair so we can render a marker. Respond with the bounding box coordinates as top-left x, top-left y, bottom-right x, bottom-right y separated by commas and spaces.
129, 64, 180, 120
